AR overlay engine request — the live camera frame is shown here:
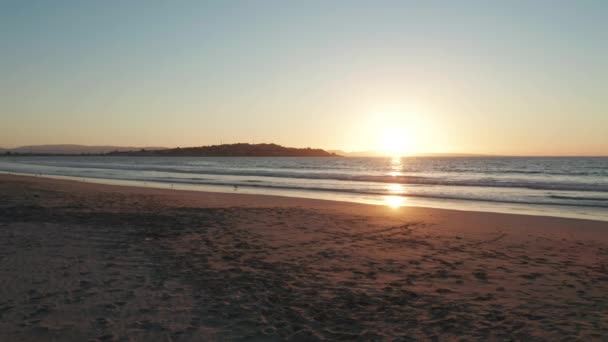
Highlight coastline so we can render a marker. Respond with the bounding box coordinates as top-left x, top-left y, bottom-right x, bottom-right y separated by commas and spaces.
1, 174, 608, 340
2, 170, 607, 222
2, 173, 608, 235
